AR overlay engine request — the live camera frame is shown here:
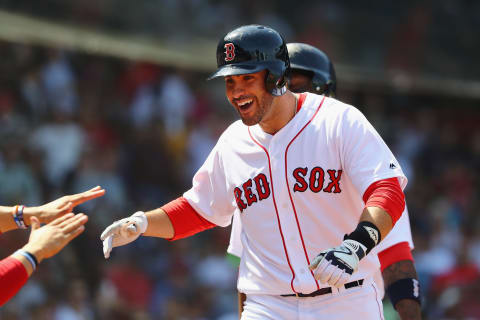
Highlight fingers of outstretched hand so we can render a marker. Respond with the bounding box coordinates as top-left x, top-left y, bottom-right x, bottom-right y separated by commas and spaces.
100, 220, 123, 241
70, 186, 106, 205
49, 213, 75, 226
126, 224, 137, 235
65, 225, 86, 243
103, 236, 113, 259
57, 201, 73, 212
59, 214, 88, 233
